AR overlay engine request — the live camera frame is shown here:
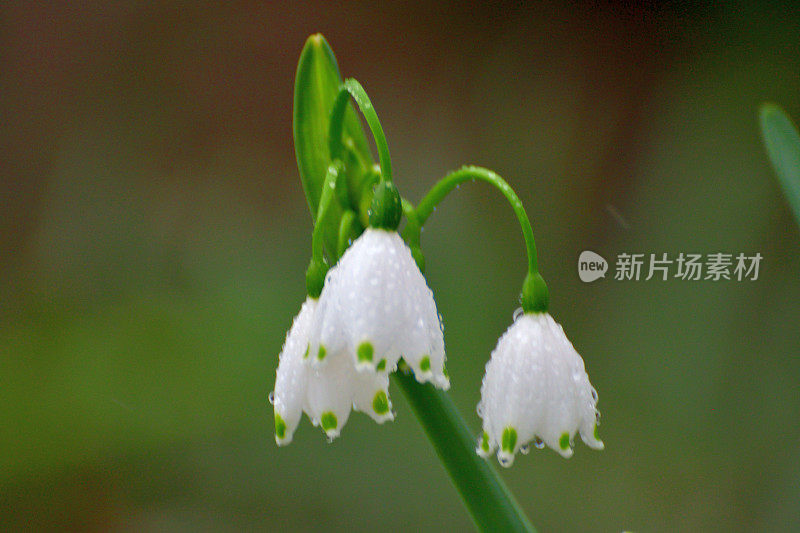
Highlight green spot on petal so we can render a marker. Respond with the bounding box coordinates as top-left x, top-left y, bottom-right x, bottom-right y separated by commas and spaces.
501, 427, 517, 453
372, 391, 389, 414
376, 358, 386, 371
442, 364, 449, 379
303, 345, 309, 359
275, 413, 287, 439
559, 432, 571, 450
593, 424, 601, 442
419, 356, 431, 372
481, 431, 490, 452
321, 411, 337, 432
357, 342, 374, 363
317, 345, 327, 361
